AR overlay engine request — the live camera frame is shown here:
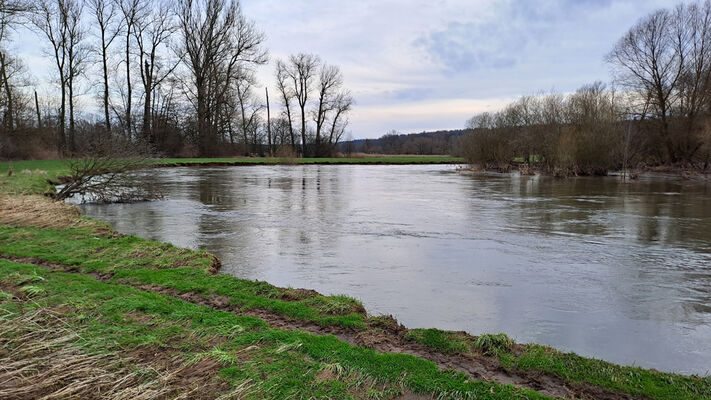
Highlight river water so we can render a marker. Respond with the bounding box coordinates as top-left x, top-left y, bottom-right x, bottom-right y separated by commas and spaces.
78, 165, 711, 375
